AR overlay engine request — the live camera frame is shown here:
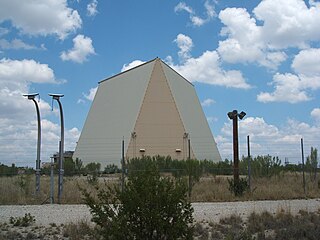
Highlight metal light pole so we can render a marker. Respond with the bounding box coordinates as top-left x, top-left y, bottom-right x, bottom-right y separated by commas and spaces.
247, 135, 251, 192
49, 94, 64, 204
227, 110, 246, 184
50, 156, 54, 204
24, 93, 41, 194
